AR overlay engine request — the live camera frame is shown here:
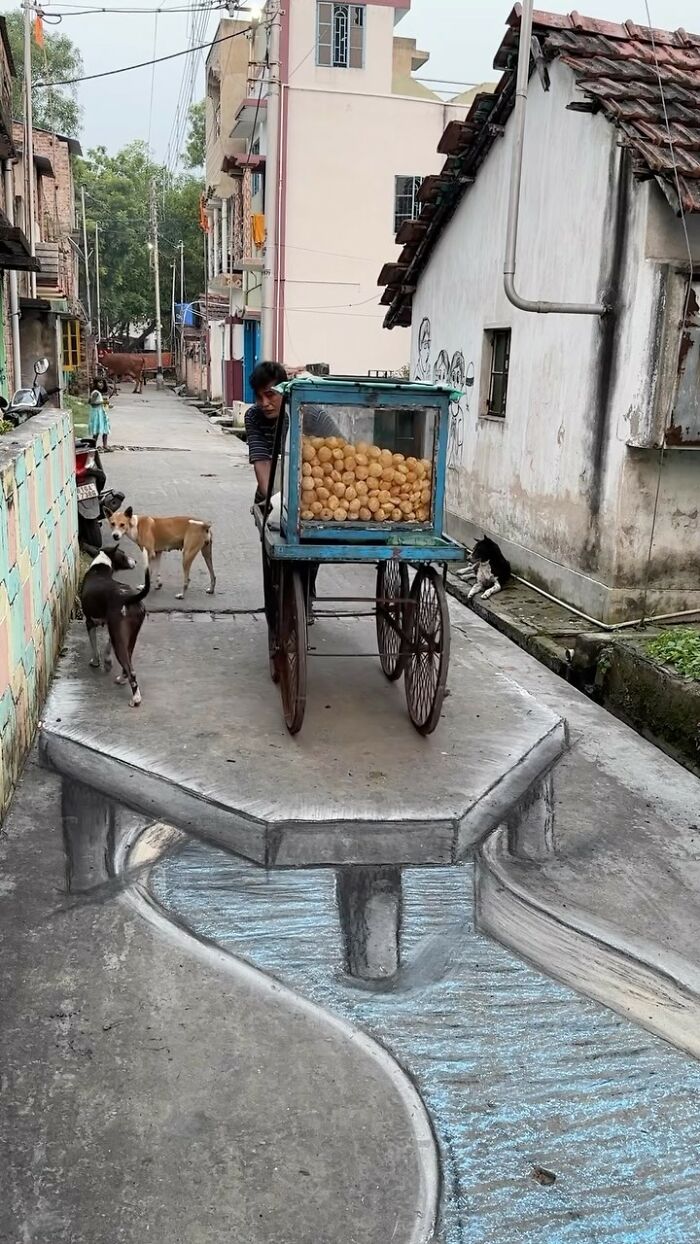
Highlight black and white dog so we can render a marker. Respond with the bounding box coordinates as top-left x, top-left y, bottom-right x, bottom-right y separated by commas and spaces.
80, 545, 150, 706
462, 535, 512, 601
